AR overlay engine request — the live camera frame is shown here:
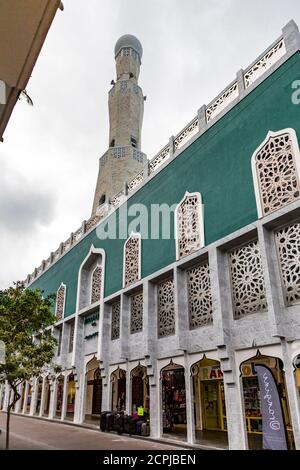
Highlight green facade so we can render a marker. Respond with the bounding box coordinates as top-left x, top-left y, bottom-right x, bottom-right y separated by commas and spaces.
30, 52, 300, 317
